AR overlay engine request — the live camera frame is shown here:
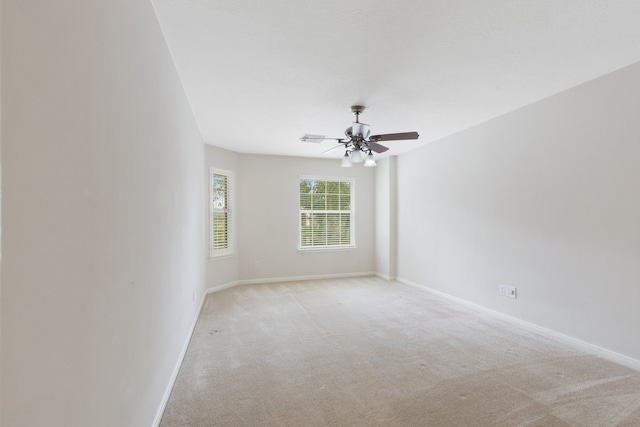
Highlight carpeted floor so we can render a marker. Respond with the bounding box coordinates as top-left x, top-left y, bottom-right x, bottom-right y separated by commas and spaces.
160, 276, 640, 426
